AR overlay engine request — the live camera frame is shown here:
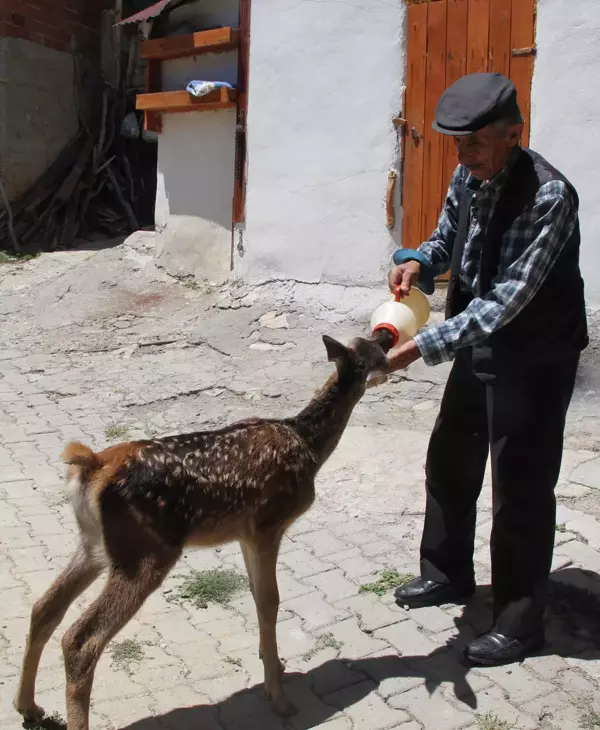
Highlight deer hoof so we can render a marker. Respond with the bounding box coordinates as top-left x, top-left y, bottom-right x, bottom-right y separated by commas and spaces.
14, 701, 45, 723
